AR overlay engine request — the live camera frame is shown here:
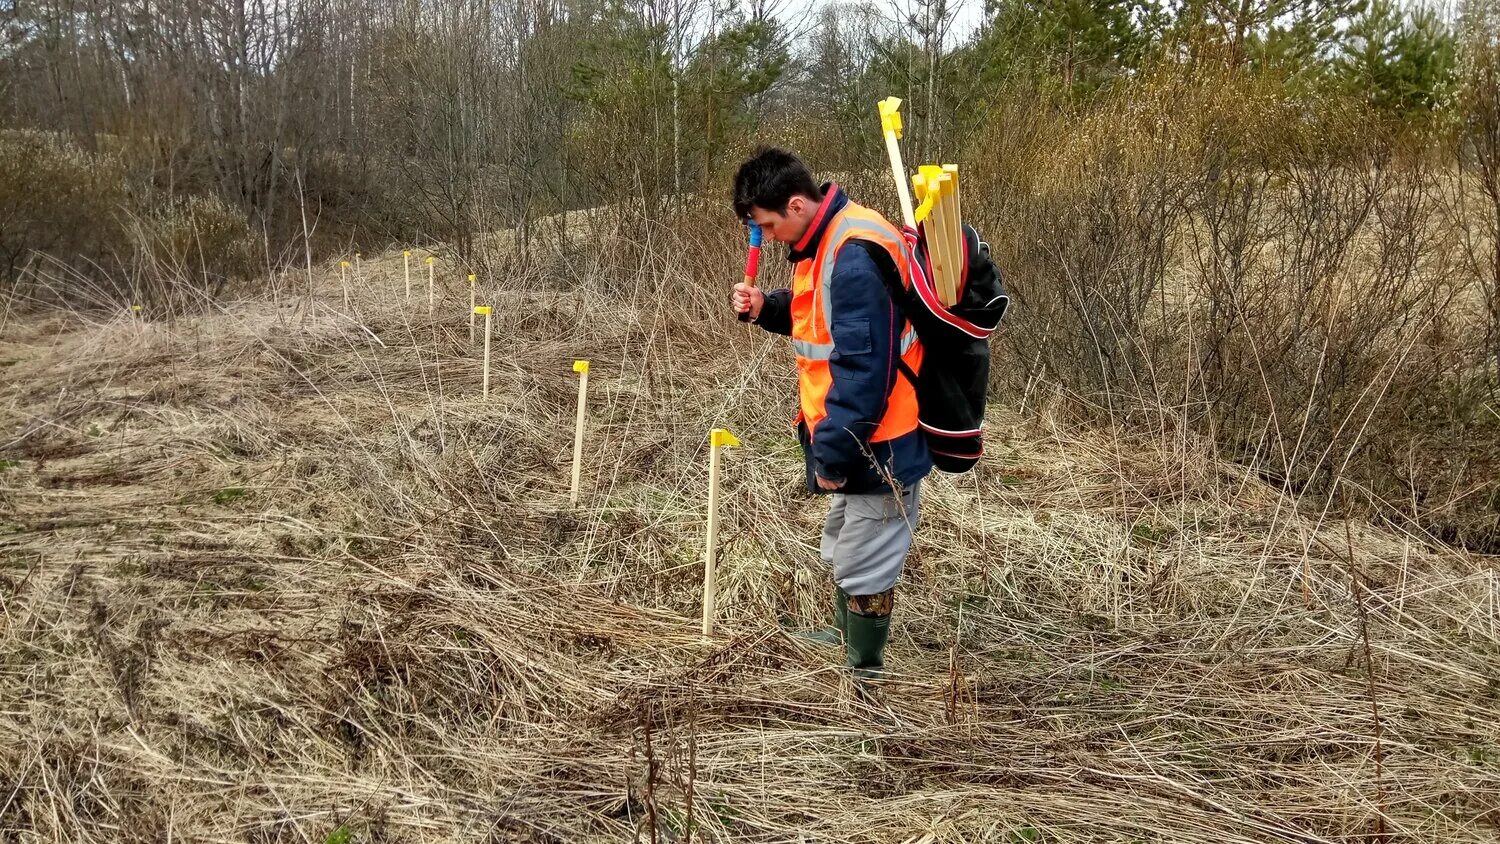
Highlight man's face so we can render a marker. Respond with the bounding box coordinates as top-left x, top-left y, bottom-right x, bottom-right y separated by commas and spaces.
749, 194, 817, 245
